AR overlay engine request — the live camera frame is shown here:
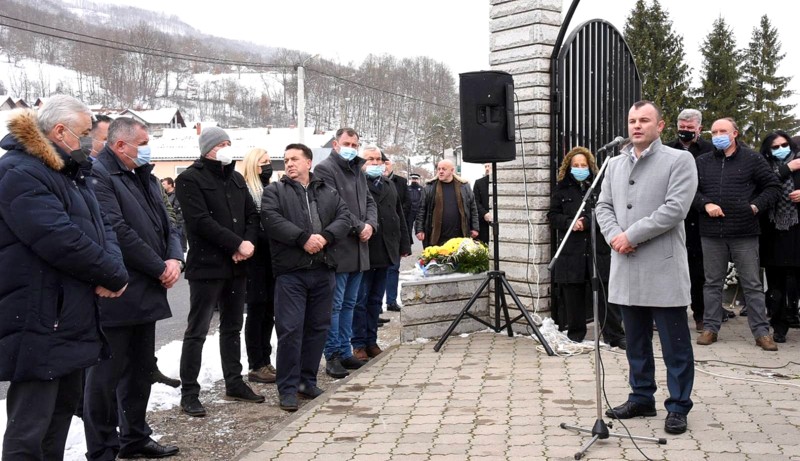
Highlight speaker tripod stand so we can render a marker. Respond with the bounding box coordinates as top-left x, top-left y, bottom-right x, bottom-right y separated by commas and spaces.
433, 162, 554, 356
